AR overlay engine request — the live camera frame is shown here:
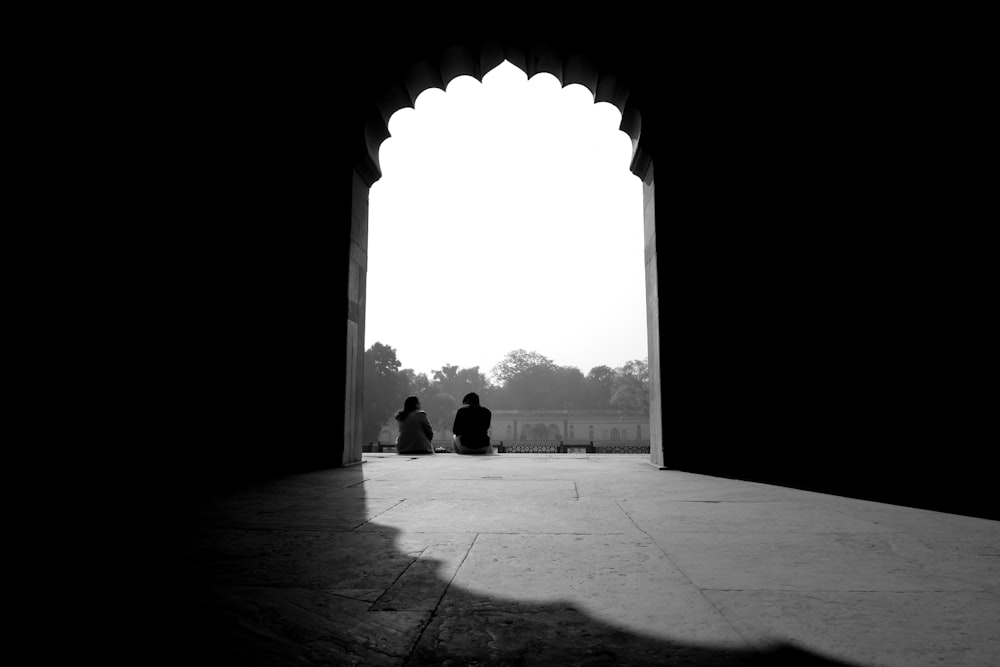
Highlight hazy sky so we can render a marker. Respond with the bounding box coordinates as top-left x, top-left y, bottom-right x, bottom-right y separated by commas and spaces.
366, 60, 647, 380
